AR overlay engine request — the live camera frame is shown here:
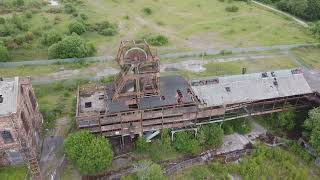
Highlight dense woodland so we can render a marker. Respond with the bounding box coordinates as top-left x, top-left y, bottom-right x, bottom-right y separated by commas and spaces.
257, 0, 320, 21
